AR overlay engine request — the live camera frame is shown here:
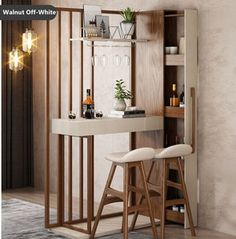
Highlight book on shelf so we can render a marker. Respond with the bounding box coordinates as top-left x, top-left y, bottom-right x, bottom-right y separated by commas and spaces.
108, 109, 146, 118
110, 110, 145, 115
108, 113, 146, 118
